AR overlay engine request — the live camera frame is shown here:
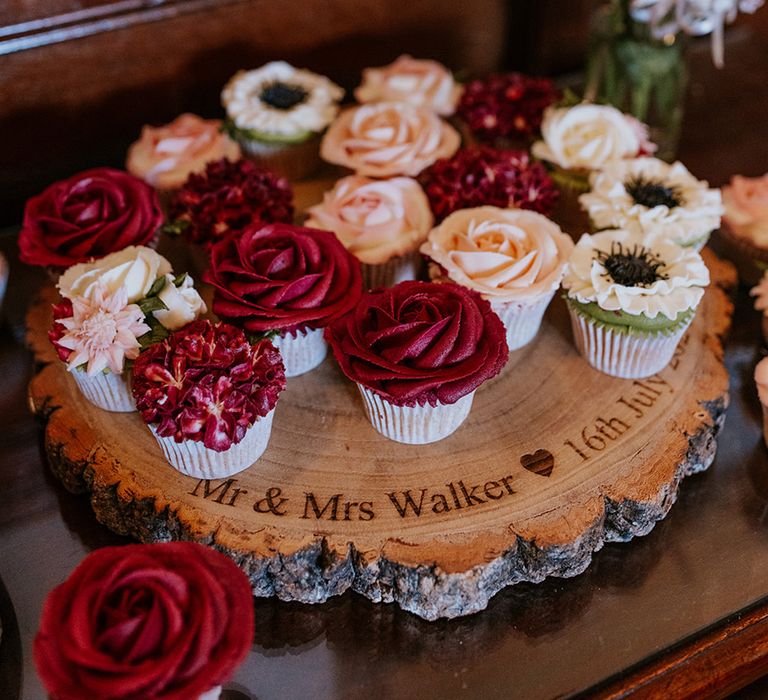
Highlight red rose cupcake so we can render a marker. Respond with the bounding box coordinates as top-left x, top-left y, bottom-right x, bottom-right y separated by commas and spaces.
132, 319, 285, 477
19, 167, 162, 272
205, 223, 363, 377
34, 542, 253, 700
326, 280, 508, 444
